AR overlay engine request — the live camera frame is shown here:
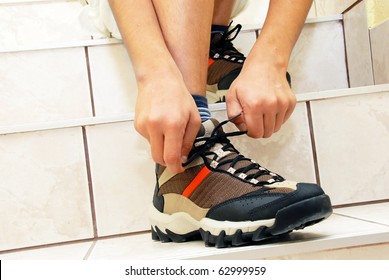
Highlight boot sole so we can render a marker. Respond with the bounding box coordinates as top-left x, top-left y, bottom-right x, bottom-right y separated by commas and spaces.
150, 194, 333, 248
